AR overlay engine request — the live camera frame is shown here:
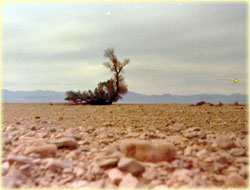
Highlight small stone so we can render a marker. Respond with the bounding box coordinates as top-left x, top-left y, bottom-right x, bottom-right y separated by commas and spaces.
24, 144, 57, 157
2, 162, 10, 175
88, 179, 105, 188
168, 169, 193, 186
118, 157, 145, 176
217, 135, 235, 149
196, 149, 208, 159
91, 163, 104, 175
7, 155, 33, 164
71, 180, 89, 188
45, 159, 70, 170
214, 152, 232, 164
63, 167, 73, 174
183, 131, 199, 139
98, 158, 119, 169
19, 164, 30, 172
107, 168, 124, 185
32, 158, 41, 165
184, 146, 192, 156
226, 172, 246, 187
239, 165, 248, 178
49, 137, 78, 149
50, 128, 57, 133
120, 139, 176, 162
74, 167, 85, 177
229, 148, 246, 157
168, 124, 182, 132
236, 157, 248, 164
35, 116, 40, 119
30, 126, 37, 131
119, 173, 139, 188
142, 169, 157, 181
4, 136, 12, 145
